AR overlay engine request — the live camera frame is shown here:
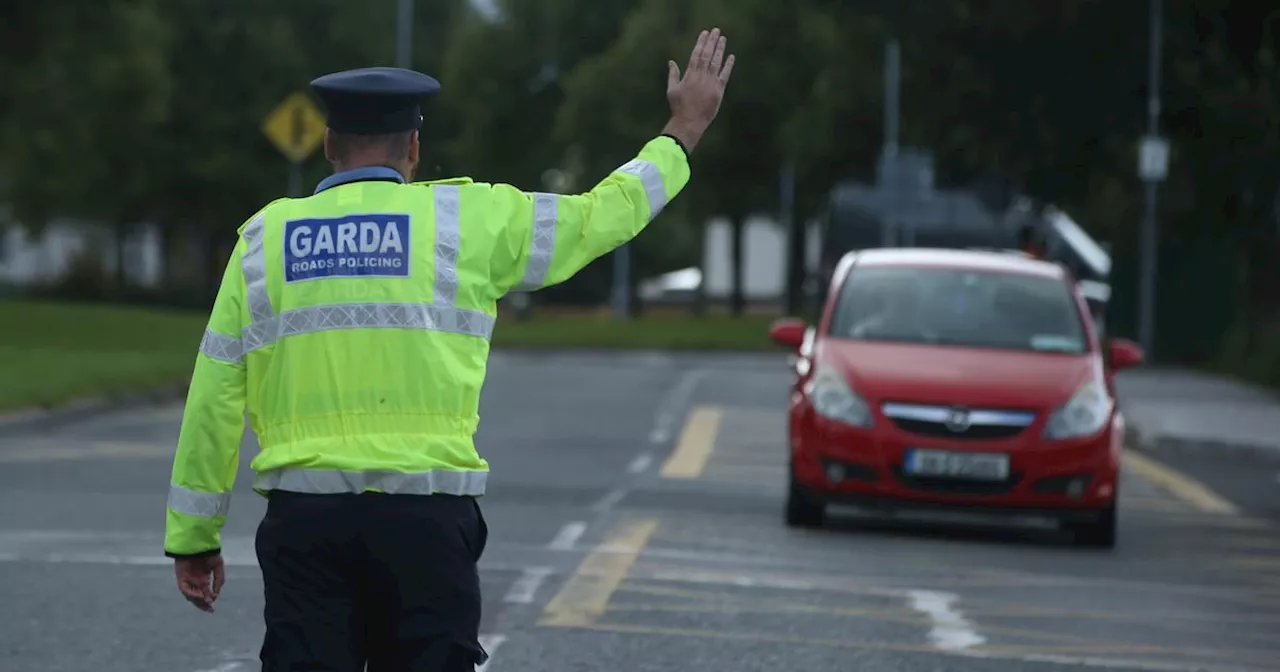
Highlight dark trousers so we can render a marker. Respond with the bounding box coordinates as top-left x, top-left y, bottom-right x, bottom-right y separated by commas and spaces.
255, 491, 489, 671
